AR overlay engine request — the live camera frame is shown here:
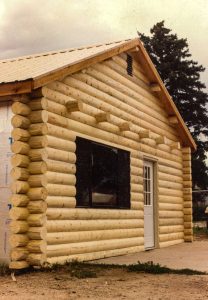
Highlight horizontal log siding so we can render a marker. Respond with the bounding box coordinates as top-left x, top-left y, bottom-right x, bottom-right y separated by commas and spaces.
39, 54, 185, 264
